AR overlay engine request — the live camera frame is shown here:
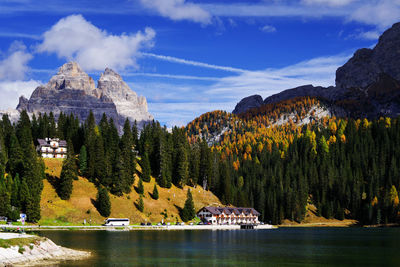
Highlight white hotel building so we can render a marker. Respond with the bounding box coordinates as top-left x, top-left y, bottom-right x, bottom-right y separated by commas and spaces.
37, 138, 67, 158
197, 206, 260, 225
